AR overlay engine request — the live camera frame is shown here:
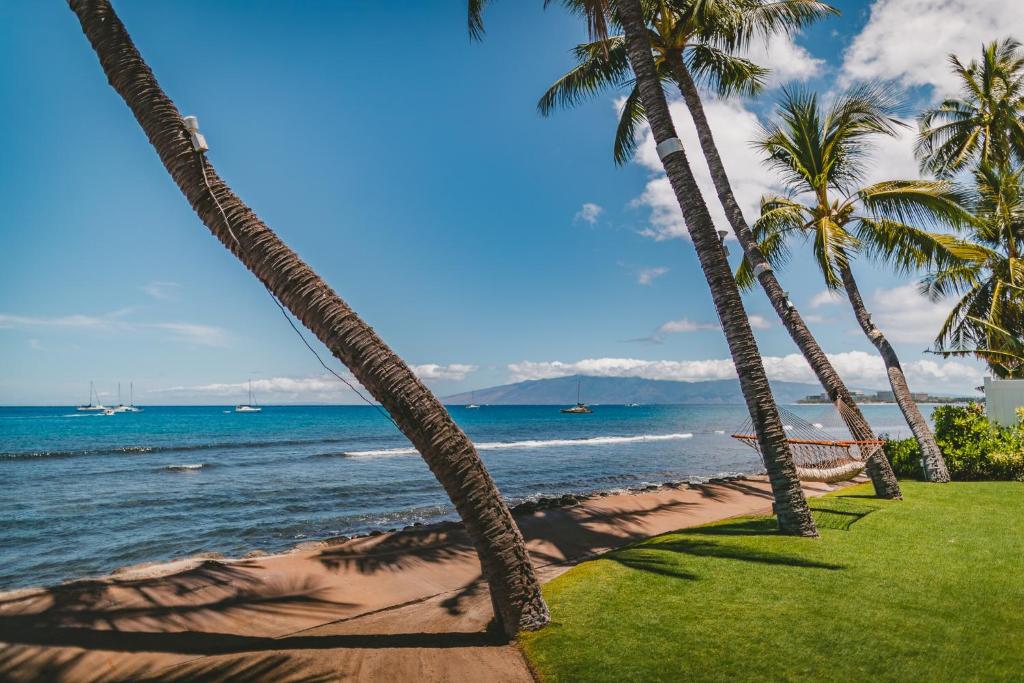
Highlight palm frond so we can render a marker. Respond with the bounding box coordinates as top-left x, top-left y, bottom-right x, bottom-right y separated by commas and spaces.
537, 36, 631, 115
